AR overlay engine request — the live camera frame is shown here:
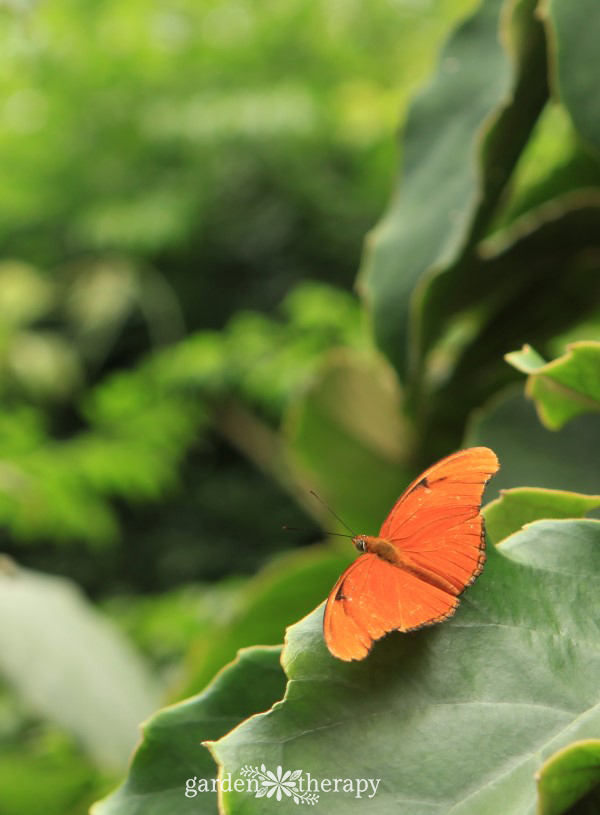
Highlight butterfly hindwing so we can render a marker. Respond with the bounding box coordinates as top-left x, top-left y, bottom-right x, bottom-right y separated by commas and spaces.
323, 553, 459, 661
